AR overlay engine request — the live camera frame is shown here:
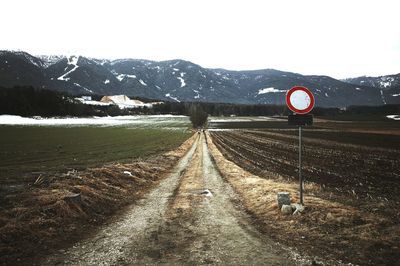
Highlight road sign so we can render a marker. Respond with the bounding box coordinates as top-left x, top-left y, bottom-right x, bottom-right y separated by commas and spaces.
288, 114, 313, 126
285, 86, 315, 206
286, 86, 315, 114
